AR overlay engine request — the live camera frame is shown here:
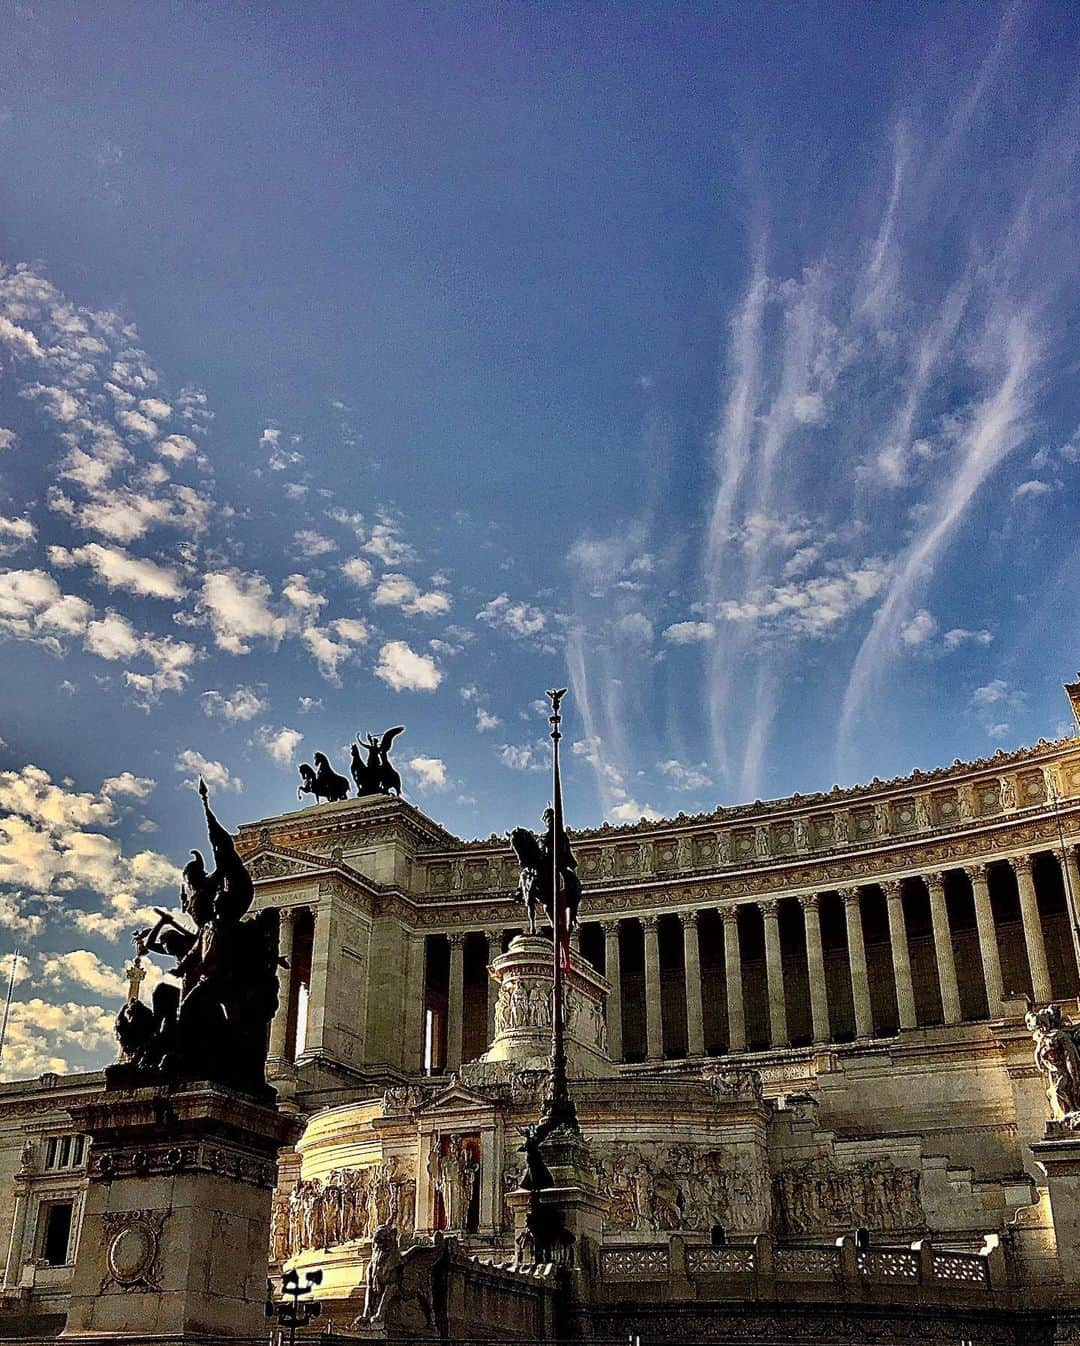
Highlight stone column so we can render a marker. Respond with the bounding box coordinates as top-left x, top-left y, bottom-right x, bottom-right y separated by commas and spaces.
402, 930, 426, 1073
799, 895, 830, 1044
721, 908, 746, 1052
883, 880, 917, 1029
268, 906, 295, 1062
966, 863, 1003, 1015
759, 900, 789, 1047
839, 888, 873, 1039
1059, 847, 1080, 984
643, 915, 663, 1060
680, 911, 706, 1056
446, 932, 466, 1070
924, 872, 961, 1025
303, 902, 333, 1056
1014, 854, 1053, 1003
603, 920, 623, 1062
486, 931, 500, 1044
